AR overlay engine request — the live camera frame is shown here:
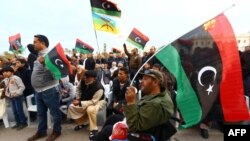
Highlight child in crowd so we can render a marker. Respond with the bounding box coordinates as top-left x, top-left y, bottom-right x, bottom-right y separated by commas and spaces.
2, 66, 27, 130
